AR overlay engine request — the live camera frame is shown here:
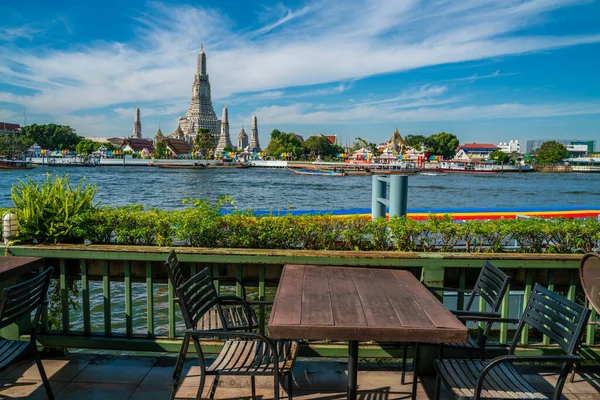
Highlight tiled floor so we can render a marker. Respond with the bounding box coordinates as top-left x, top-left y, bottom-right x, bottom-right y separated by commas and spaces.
0, 353, 598, 399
